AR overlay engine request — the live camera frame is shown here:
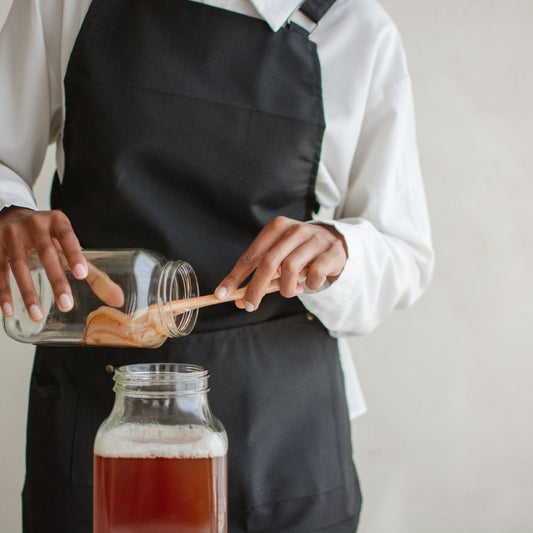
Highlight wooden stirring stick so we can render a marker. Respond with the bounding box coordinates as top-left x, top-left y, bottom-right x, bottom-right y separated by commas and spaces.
166, 269, 308, 316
